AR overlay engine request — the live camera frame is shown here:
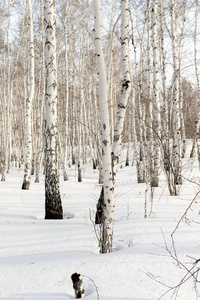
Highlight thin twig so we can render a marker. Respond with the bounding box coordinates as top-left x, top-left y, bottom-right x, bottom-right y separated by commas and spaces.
171, 190, 200, 237
82, 275, 99, 300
